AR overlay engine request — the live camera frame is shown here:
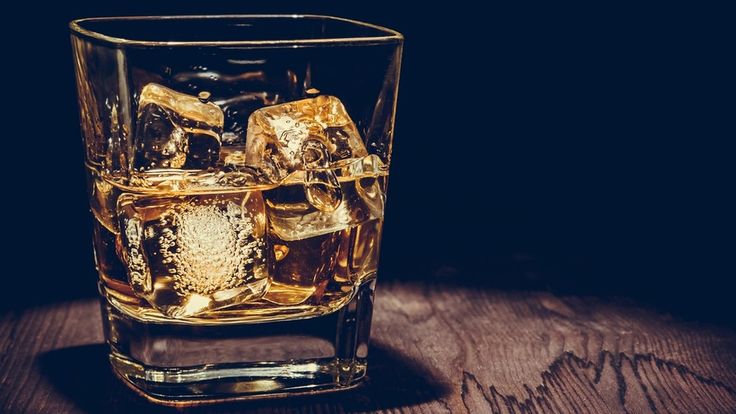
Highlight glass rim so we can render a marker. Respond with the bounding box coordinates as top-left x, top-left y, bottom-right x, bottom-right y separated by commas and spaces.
69, 14, 404, 48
